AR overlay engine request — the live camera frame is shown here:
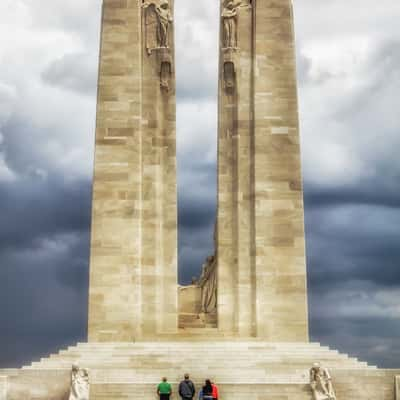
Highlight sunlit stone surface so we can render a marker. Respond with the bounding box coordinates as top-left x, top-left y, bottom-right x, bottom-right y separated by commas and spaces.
88, 0, 178, 341
217, 0, 308, 340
